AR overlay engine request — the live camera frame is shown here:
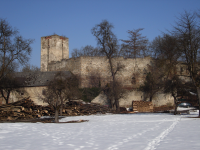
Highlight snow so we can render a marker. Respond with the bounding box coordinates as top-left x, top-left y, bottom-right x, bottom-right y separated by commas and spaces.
0, 112, 200, 150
